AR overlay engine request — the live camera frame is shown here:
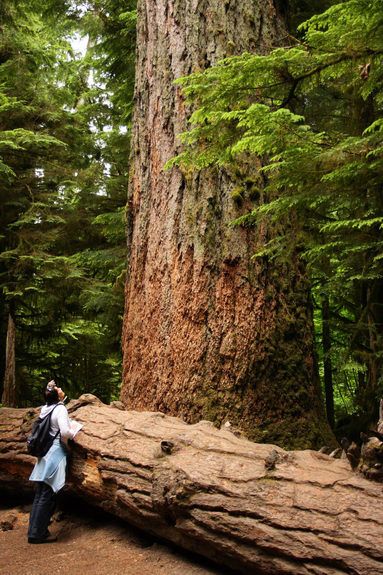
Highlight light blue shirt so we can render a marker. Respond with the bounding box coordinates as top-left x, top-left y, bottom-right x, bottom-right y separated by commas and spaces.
29, 436, 67, 493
